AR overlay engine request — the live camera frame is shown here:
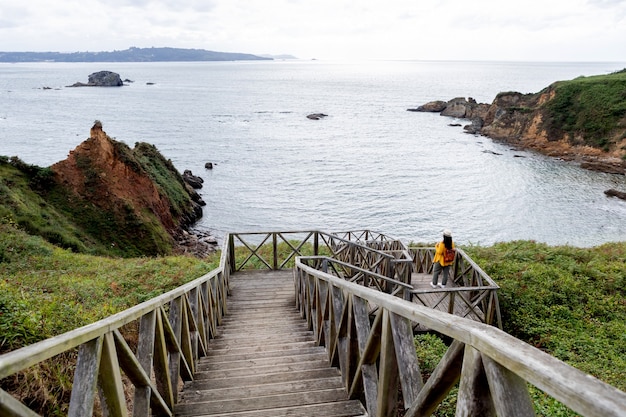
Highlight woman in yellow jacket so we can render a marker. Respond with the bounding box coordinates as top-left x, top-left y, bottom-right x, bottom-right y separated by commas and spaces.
431, 229, 455, 288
